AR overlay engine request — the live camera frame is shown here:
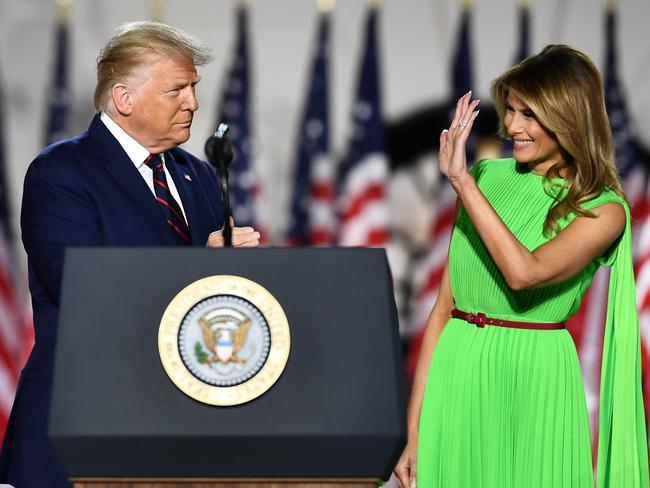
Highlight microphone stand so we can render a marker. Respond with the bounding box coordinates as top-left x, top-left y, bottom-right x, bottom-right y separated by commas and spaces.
205, 123, 234, 247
